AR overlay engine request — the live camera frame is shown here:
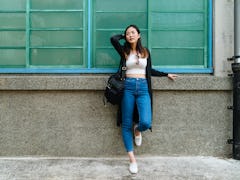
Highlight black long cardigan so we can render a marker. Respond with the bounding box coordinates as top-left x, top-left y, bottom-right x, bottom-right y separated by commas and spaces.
110, 34, 168, 127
